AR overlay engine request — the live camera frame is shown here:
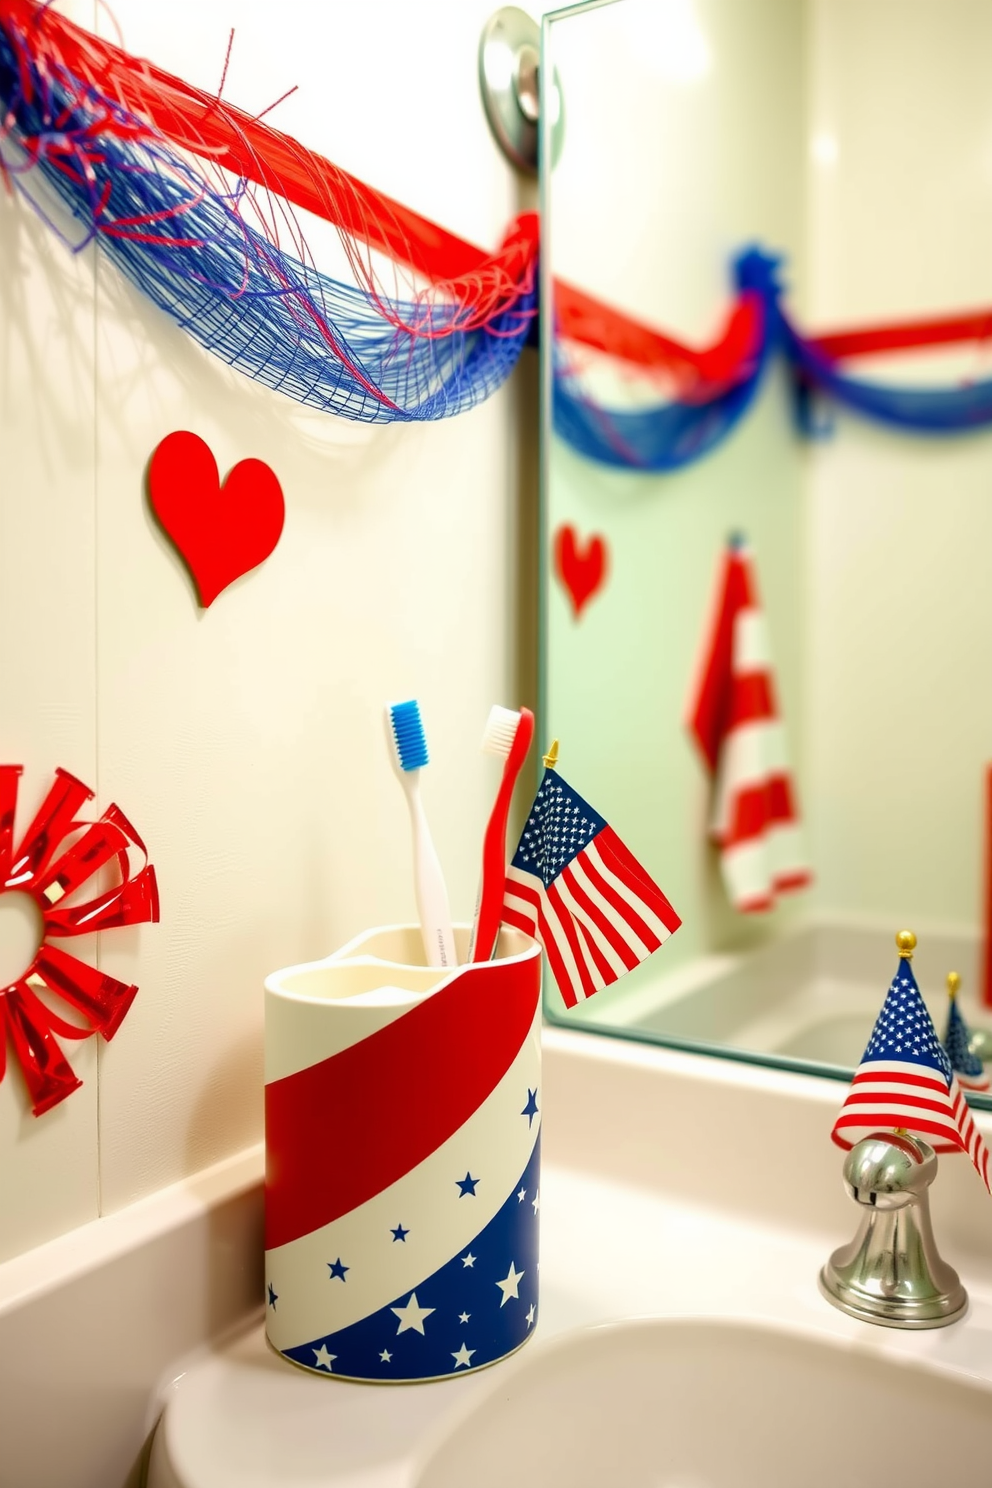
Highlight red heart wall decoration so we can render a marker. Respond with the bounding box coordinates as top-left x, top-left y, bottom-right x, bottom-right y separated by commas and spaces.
554, 523, 609, 619
147, 431, 286, 608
